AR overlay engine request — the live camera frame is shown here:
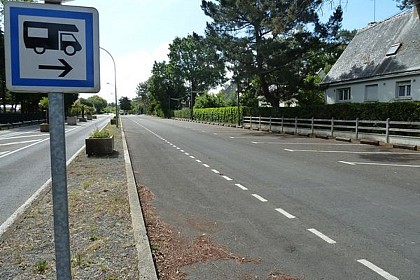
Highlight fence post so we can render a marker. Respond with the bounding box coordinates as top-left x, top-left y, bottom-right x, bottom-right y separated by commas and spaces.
294, 117, 298, 134
281, 116, 284, 133
311, 117, 314, 135
269, 116, 272, 132
250, 115, 252, 130
355, 118, 359, 140
386, 118, 390, 143
331, 117, 334, 137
